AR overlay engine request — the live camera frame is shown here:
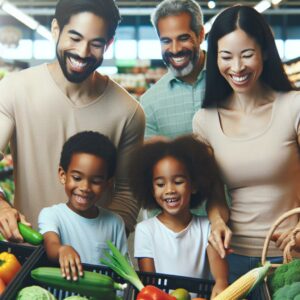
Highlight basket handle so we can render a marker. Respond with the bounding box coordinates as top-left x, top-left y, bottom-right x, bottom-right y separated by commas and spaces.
261, 207, 300, 267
